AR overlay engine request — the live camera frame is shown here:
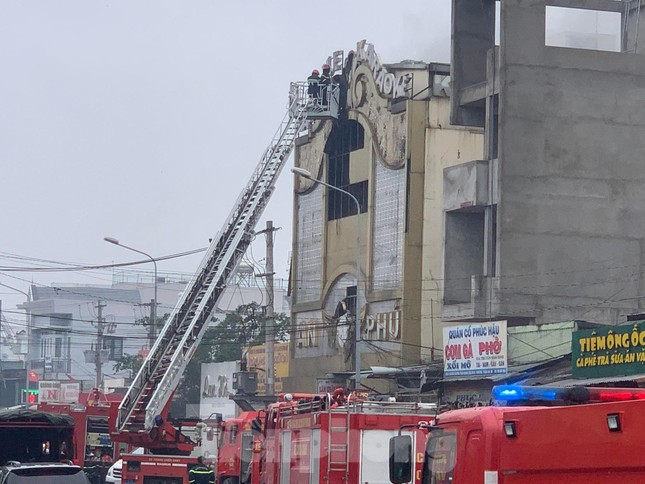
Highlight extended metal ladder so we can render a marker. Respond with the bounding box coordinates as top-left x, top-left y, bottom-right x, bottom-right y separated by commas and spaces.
115, 82, 318, 436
